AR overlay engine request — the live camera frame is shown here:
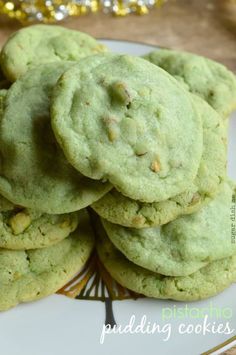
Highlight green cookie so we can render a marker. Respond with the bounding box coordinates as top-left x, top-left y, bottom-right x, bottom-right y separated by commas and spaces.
0, 210, 94, 311
92, 96, 227, 227
143, 49, 236, 117
0, 62, 111, 214
0, 208, 80, 250
97, 223, 236, 301
52, 54, 203, 203
102, 181, 235, 276
0, 25, 107, 82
